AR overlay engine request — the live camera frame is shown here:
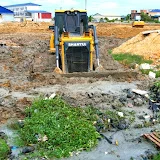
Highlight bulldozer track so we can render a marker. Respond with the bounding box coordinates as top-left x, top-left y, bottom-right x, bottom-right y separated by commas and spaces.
143, 132, 160, 148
